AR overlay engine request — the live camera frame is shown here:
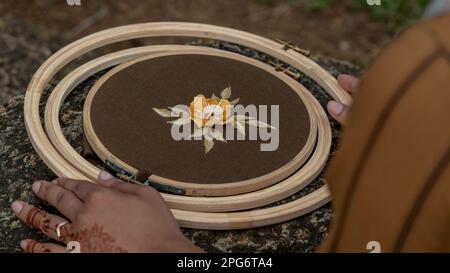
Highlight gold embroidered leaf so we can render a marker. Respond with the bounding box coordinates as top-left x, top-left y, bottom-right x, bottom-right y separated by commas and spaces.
233, 120, 246, 136
211, 93, 220, 100
153, 108, 172, 117
204, 139, 214, 154
169, 107, 189, 118
247, 119, 276, 129
220, 86, 232, 99
210, 129, 226, 142
230, 98, 240, 105
235, 115, 253, 121
204, 130, 213, 141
